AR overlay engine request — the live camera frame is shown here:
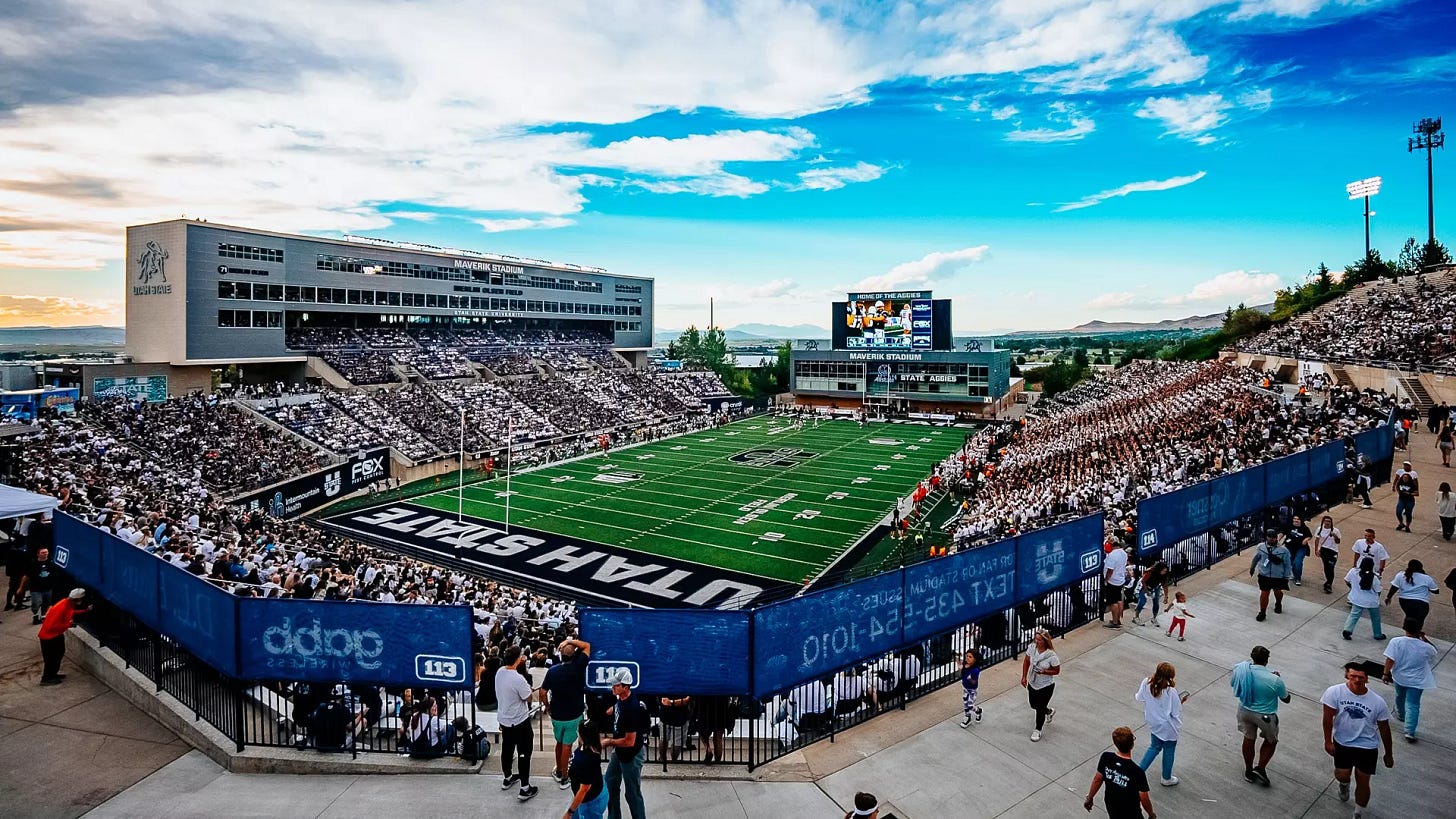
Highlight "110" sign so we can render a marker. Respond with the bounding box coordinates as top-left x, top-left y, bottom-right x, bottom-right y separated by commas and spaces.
586, 660, 642, 691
